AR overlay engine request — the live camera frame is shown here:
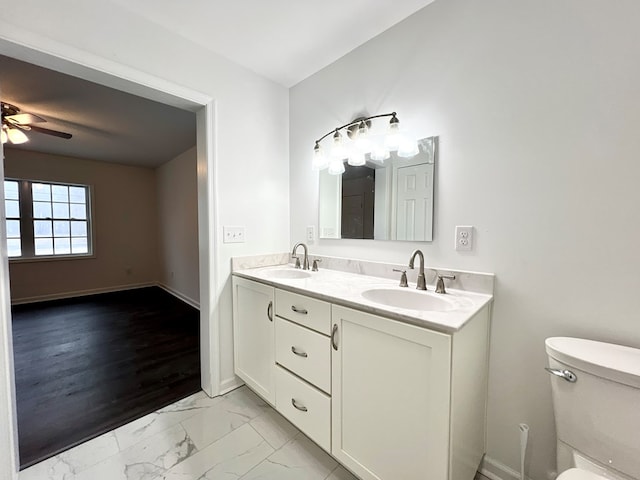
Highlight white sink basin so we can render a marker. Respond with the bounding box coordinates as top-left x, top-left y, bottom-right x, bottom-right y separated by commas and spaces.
361, 288, 456, 312
264, 269, 312, 280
